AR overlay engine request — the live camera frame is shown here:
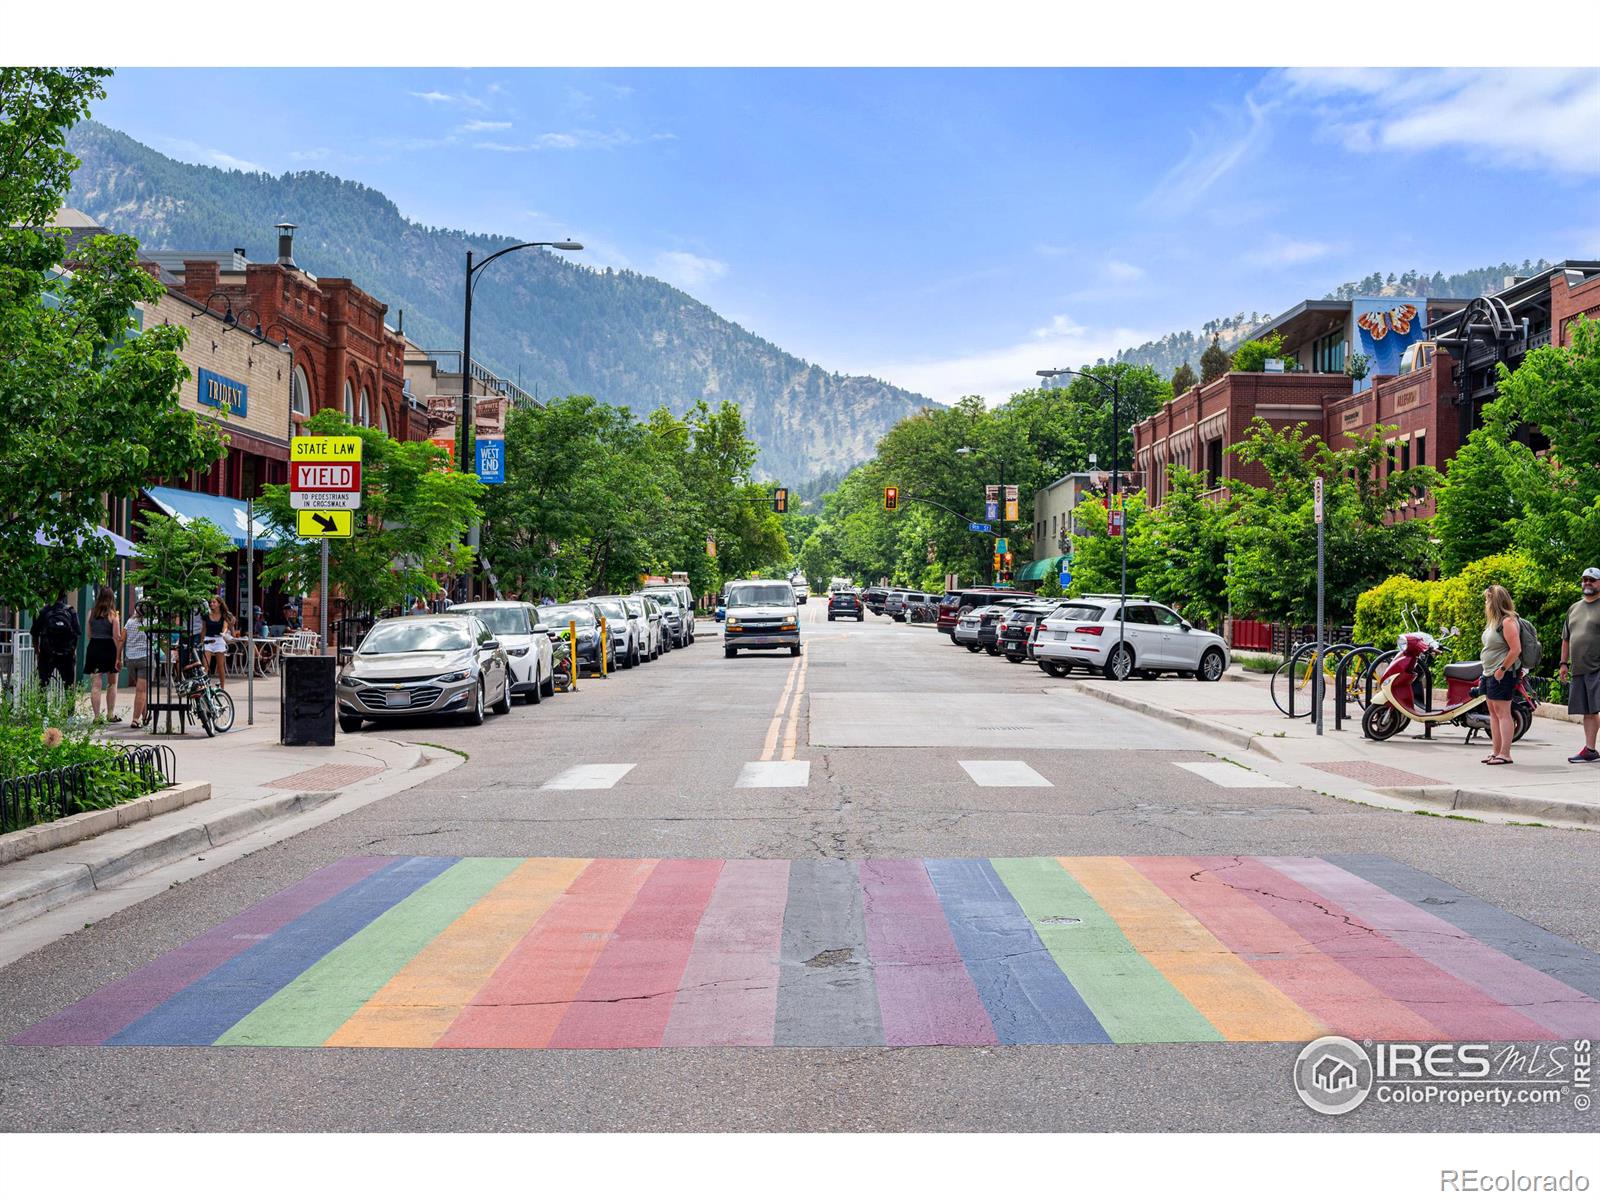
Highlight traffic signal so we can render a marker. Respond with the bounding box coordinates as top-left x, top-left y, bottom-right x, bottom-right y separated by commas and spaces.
1003, 551, 1014, 567
772, 487, 788, 513
883, 486, 900, 512
993, 553, 1001, 571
